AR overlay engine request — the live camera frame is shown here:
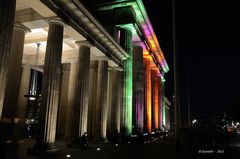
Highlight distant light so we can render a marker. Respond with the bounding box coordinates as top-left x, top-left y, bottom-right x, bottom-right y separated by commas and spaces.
66, 154, 71, 158
97, 147, 101, 151
192, 119, 197, 124
127, 142, 130, 144
236, 122, 239, 126
151, 132, 156, 135
115, 143, 119, 147
143, 133, 148, 136
29, 97, 36, 101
